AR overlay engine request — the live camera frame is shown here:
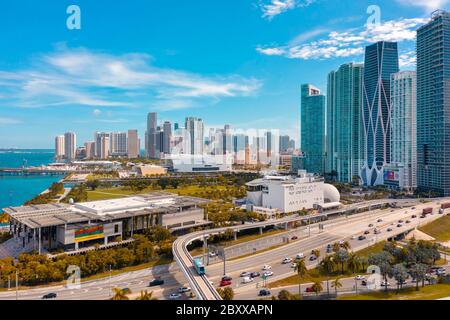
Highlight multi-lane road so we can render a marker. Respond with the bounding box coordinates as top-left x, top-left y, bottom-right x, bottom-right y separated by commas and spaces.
0, 198, 446, 300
